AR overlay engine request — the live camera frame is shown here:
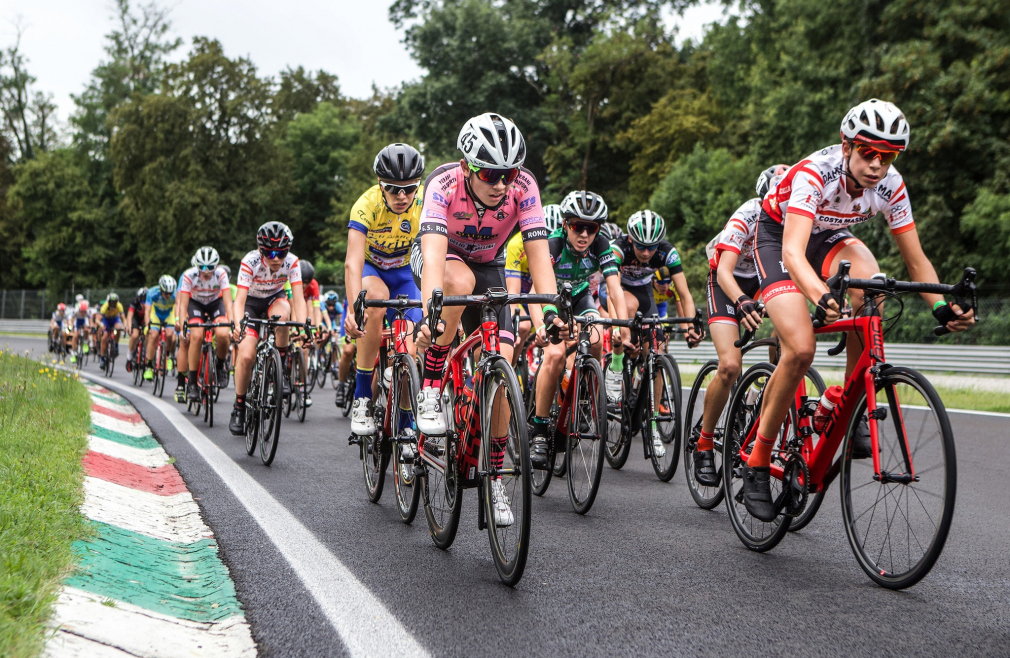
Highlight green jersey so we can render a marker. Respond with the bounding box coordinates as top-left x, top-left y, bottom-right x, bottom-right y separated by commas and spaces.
547, 229, 619, 296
